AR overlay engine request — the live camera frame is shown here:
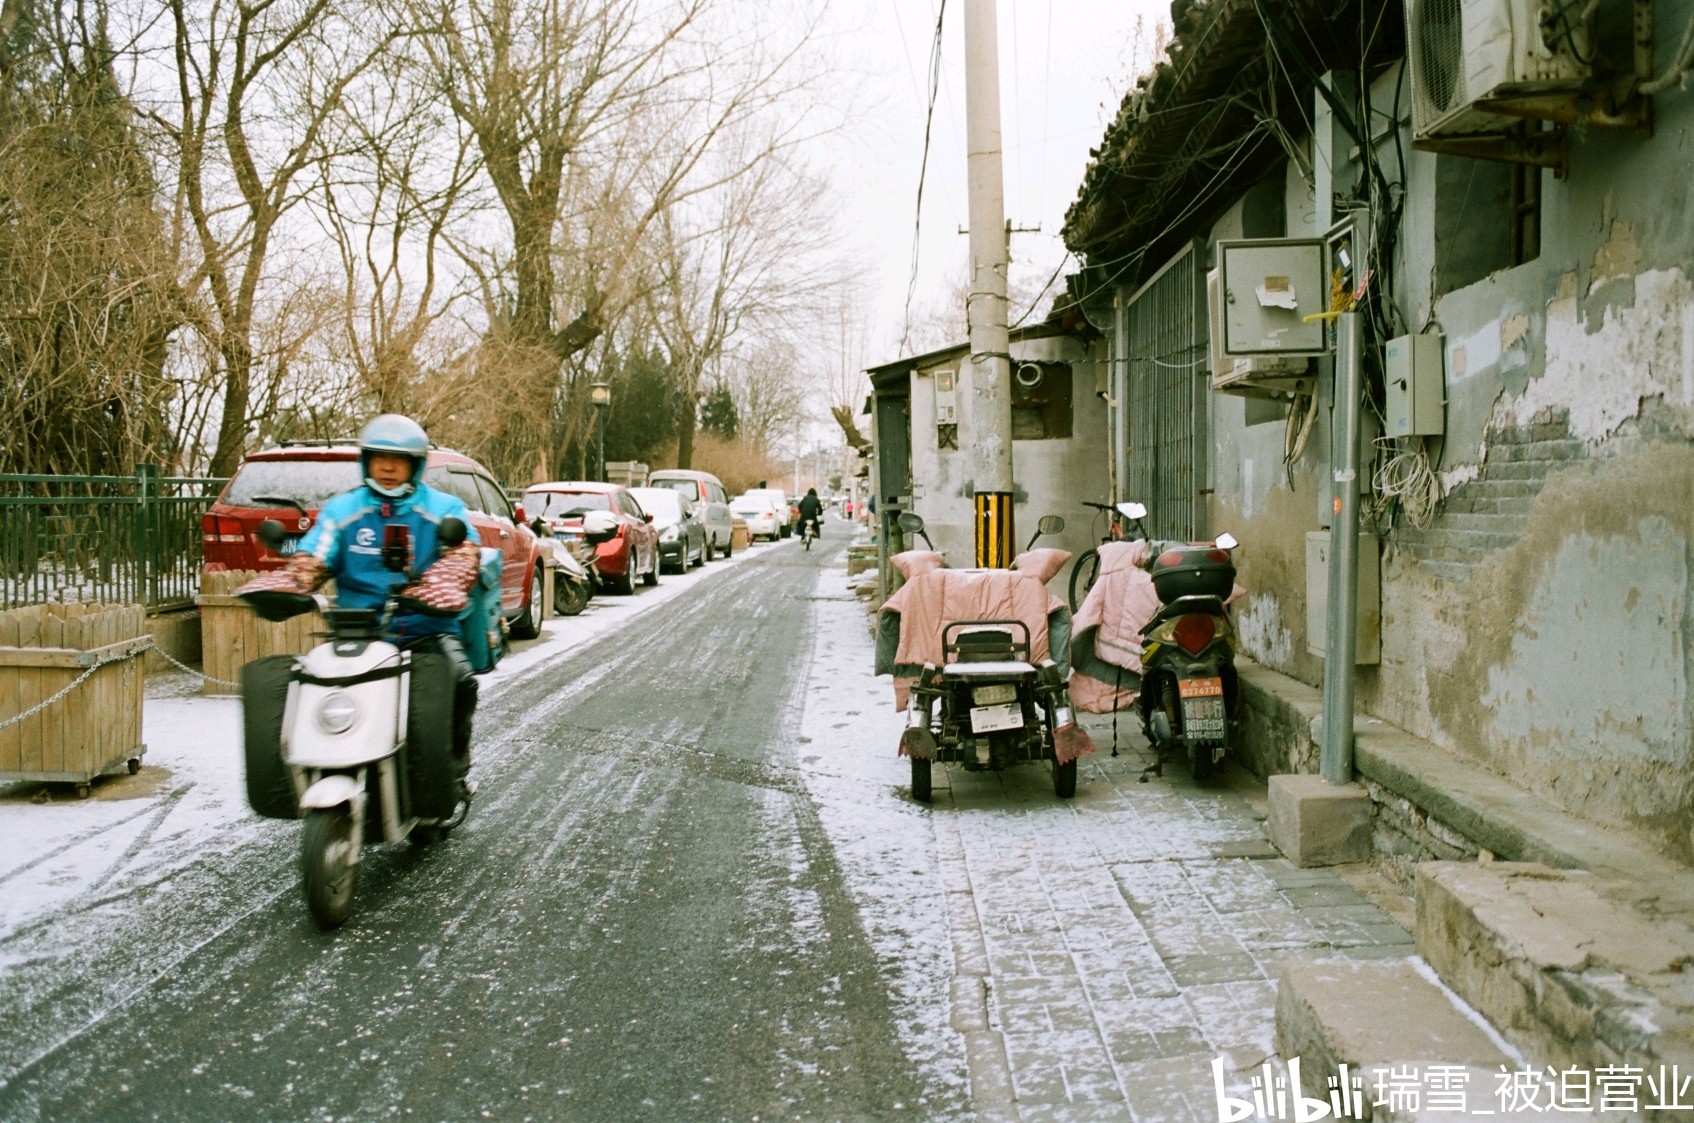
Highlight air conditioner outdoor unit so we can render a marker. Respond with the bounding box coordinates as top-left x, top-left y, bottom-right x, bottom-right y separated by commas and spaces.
1407, 0, 1591, 140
